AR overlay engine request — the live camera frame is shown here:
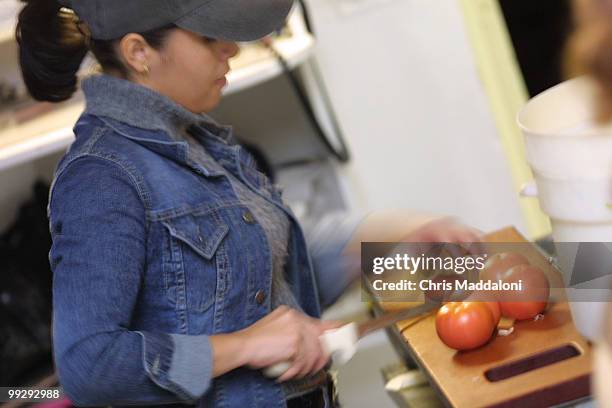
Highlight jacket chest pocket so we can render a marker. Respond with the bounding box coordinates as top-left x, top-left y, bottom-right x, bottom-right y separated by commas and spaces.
161, 211, 230, 313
